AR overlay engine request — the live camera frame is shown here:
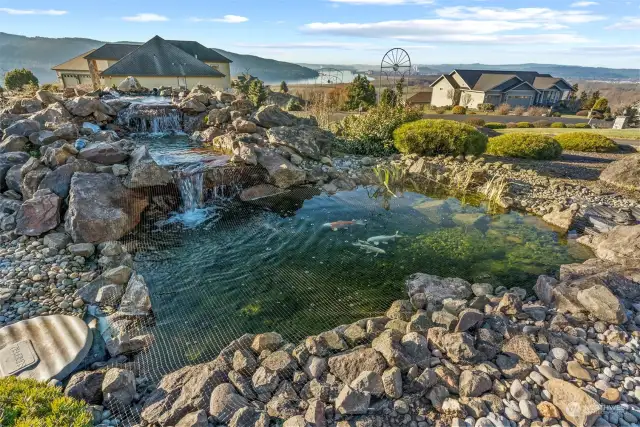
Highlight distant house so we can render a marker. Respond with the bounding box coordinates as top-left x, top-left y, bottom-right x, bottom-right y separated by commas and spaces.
52, 36, 232, 90
407, 90, 432, 106
430, 69, 573, 109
